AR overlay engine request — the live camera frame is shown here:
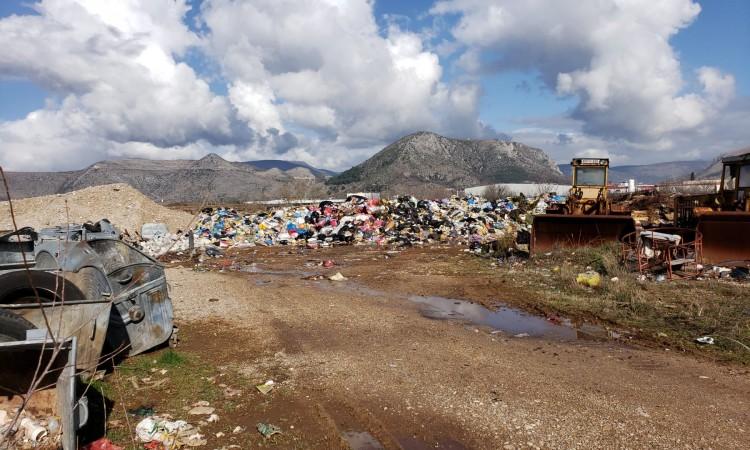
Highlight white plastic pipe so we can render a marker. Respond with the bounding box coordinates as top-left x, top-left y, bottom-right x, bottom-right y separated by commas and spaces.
20, 418, 48, 442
